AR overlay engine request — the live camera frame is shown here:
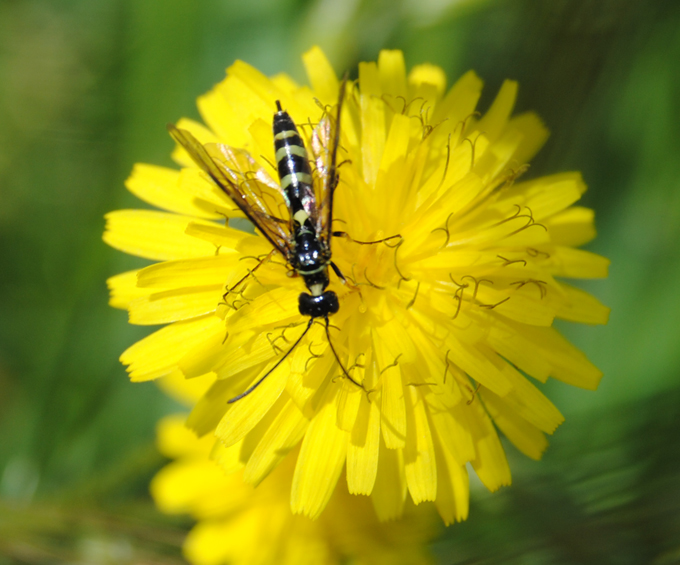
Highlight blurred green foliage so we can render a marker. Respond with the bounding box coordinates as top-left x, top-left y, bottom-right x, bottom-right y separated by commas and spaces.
0, 0, 679, 562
